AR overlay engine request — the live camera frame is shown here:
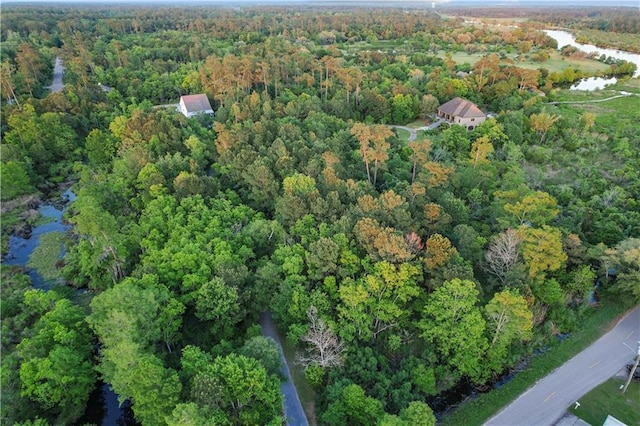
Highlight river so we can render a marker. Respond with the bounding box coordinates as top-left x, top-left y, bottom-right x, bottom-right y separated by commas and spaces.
544, 30, 640, 78
2, 189, 132, 426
